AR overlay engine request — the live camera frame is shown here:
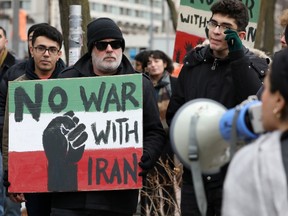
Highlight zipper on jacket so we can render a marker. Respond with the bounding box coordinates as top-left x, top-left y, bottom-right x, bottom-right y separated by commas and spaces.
211, 59, 218, 70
